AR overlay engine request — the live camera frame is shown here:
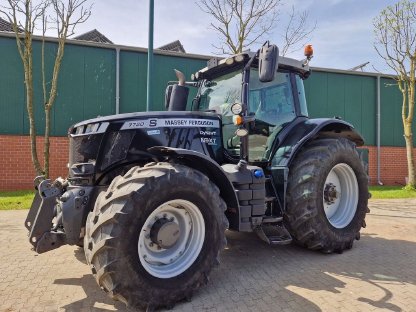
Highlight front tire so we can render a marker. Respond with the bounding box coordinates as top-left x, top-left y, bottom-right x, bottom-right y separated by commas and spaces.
285, 138, 369, 253
84, 163, 227, 310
